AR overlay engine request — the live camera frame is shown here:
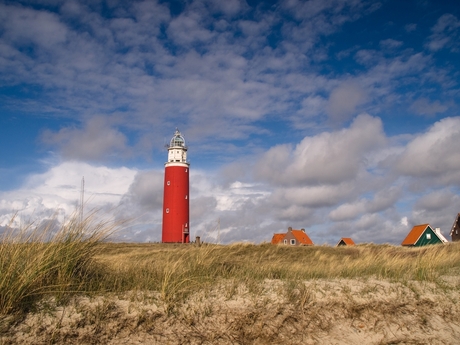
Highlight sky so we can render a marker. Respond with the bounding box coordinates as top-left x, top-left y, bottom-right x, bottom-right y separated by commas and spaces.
1, 0, 460, 244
